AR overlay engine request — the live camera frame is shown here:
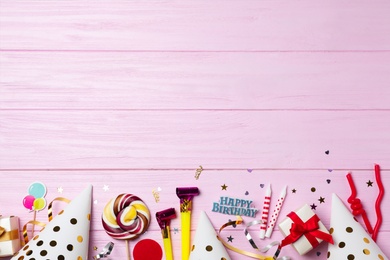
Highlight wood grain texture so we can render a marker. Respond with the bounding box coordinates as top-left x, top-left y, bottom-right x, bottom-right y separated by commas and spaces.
0, 1, 389, 259
1, 51, 390, 110
1, 110, 390, 170
1, 1, 390, 51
